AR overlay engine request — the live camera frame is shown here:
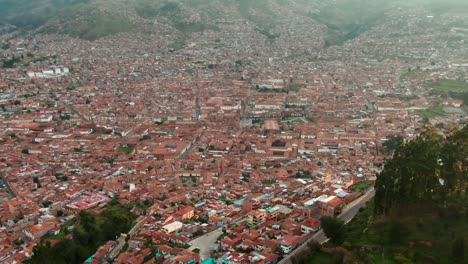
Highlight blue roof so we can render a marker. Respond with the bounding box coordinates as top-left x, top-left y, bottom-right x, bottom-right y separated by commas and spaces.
195, 201, 206, 207
85, 254, 96, 263
234, 199, 245, 206
336, 191, 349, 198
267, 207, 278, 213
201, 259, 216, 264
